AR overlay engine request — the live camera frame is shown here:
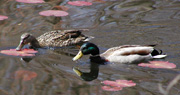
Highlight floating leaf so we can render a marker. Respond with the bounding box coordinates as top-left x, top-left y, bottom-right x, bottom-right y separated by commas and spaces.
39, 10, 69, 17
68, 1, 92, 6
138, 61, 176, 69
14, 70, 37, 81
102, 86, 122, 91
101, 79, 136, 91
0, 49, 38, 56
102, 80, 116, 85
16, 0, 45, 3
102, 80, 136, 87
114, 80, 136, 87
0, 15, 8, 20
